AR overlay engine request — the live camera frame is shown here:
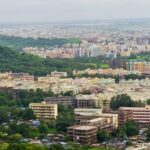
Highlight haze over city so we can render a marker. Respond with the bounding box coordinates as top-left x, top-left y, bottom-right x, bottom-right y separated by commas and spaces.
0, 0, 150, 23
1, 0, 150, 150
